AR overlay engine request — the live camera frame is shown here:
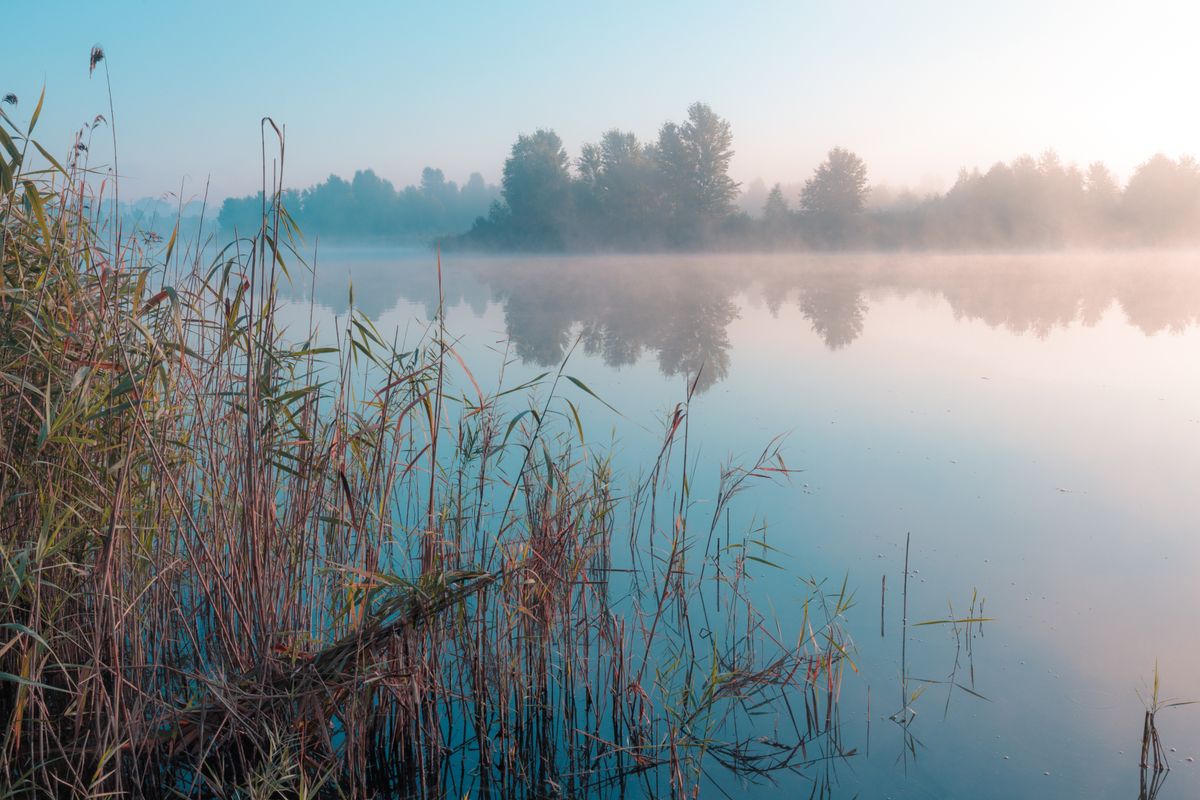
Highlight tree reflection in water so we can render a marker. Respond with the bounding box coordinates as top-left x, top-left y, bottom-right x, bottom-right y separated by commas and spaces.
289, 251, 1200, 393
